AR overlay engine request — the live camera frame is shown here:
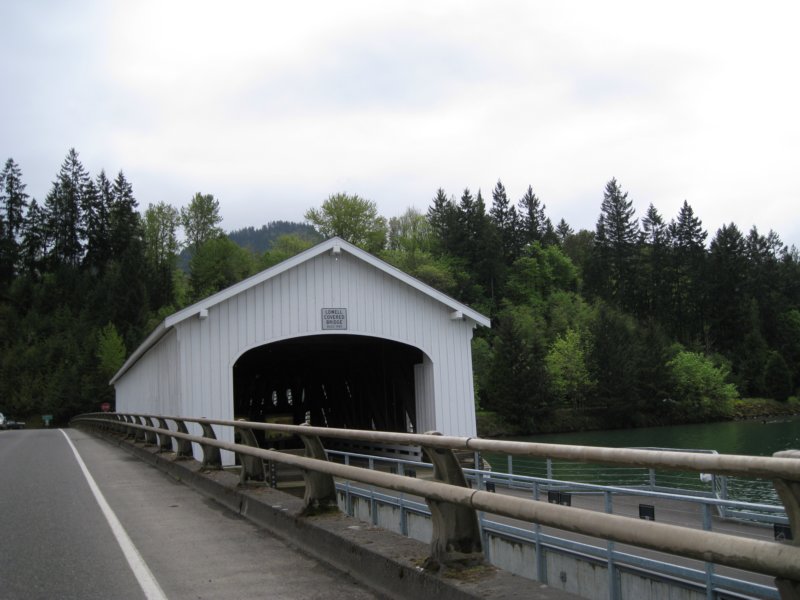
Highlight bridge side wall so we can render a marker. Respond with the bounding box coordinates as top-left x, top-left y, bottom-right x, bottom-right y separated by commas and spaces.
115, 328, 181, 416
